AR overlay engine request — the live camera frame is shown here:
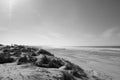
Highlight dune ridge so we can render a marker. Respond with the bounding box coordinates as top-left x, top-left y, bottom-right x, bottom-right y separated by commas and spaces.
0, 44, 112, 80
